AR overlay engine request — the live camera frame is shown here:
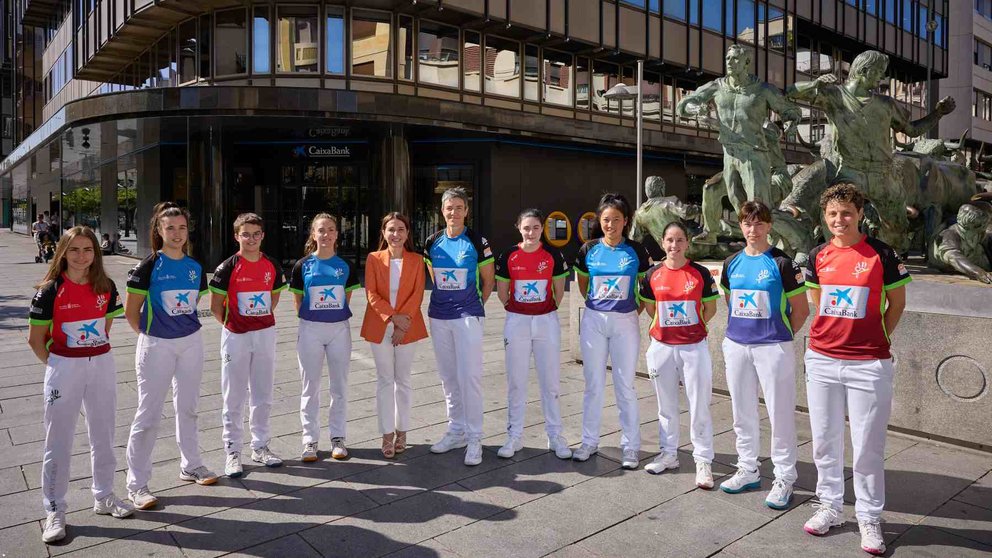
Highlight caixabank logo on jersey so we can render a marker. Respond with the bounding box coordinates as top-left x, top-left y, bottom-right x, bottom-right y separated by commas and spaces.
309, 285, 344, 310
162, 289, 196, 316
820, 285, 869, 319
660, 300, 699, 327
237, 291, 272, 316
592, 276, 628, 300
730, 289, 770, 320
